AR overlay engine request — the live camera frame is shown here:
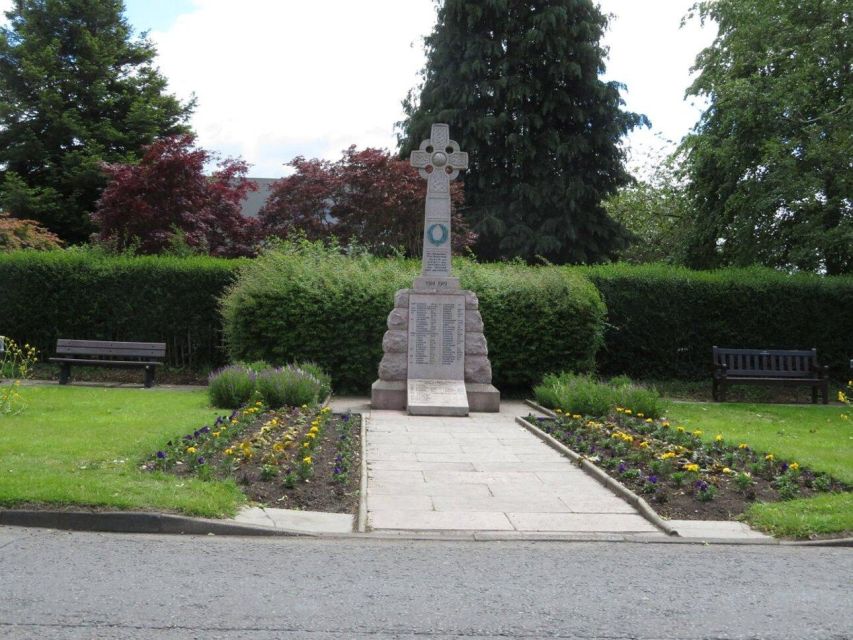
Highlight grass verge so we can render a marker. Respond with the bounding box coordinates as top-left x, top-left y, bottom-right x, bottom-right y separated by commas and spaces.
0, 385, 245, 517
666, 401, 851, 537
